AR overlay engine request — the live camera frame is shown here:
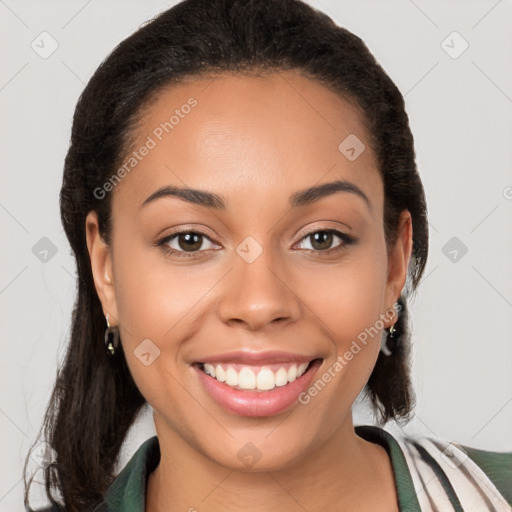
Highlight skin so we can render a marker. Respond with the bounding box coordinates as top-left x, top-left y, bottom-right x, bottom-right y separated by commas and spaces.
86, 71, 412, 511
